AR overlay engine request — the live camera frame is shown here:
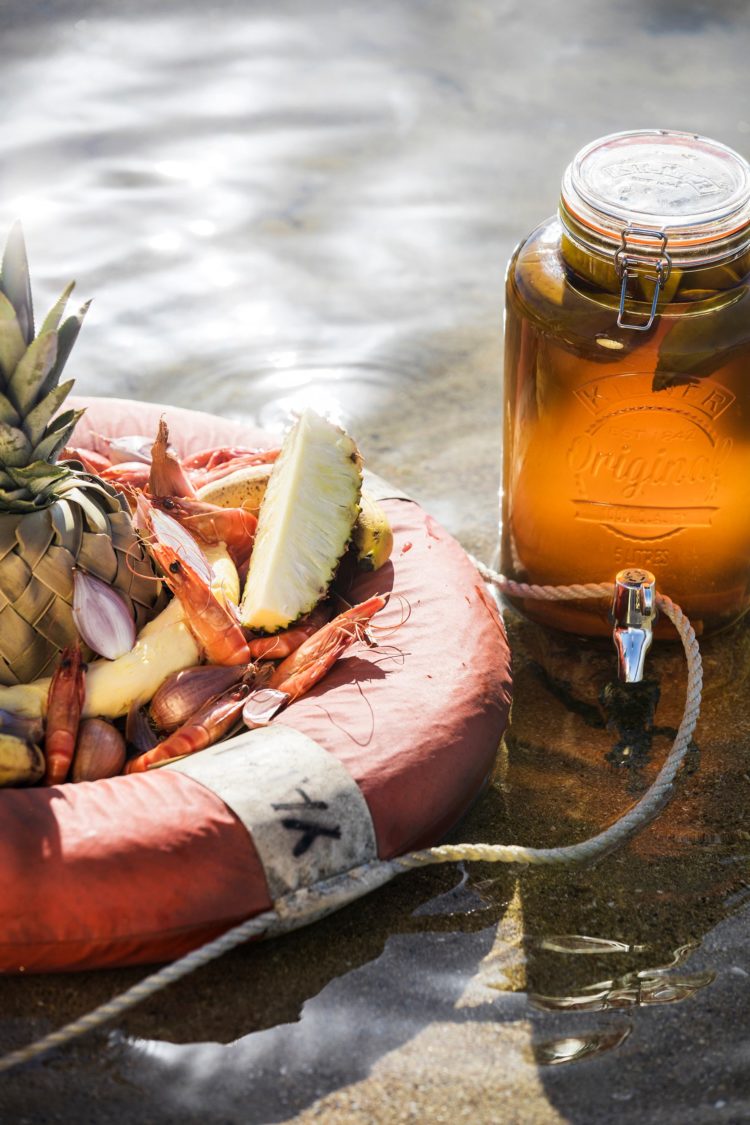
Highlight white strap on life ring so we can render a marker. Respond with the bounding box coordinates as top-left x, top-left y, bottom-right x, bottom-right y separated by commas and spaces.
166, 725, 378, 901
